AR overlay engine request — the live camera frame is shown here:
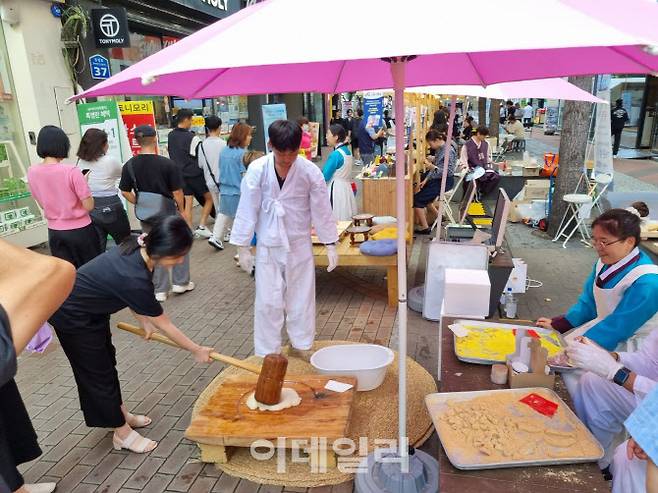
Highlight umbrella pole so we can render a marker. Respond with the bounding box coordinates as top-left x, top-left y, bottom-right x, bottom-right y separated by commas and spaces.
434, 95, 458, 240
390, 59, 409, 471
